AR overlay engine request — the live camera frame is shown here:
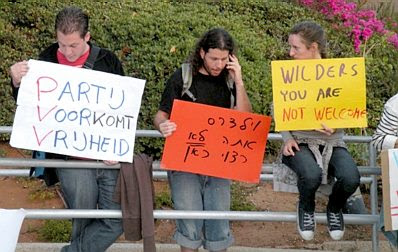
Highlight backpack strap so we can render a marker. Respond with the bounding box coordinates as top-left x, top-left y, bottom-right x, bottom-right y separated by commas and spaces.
181, 63, 197, 101
83, 45, 100, 69
181, 62, 235, 108
226, 76, 235, 109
